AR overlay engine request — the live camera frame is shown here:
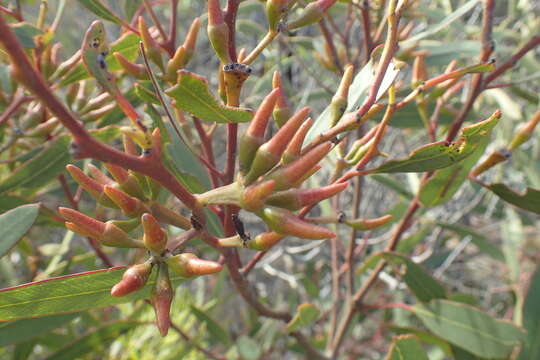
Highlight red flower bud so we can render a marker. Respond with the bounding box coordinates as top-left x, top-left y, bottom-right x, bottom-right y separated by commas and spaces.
249, 231, 285, 251
104, 163, 146, 199
272, 72, 292, 128
267, 182, 348, 210
282, 117, 313, 164
59, 207, 105, 239
66, 164, 116, 207
103, 185, 148, 218
240, 180, 276, 212
344, 215, 394, 230
207, 0, 231, 63
287, 0, 337, 30
183, 17, 201, 63
262, 207, 335, 240
87, 164, 115, 186
151, 264, 173, 336
138, 16, 164, 70
142, 213, 168, 254
111, 261, 153, 297
166, 253, 223, 277
113, 52, 147, 79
